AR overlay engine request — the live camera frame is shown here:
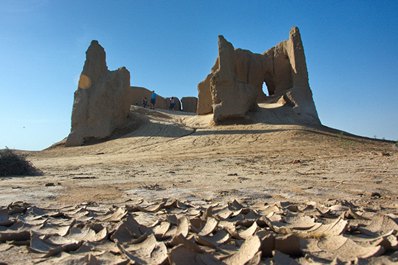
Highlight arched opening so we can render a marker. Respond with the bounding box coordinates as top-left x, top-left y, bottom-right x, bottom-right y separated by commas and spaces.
257, 71, 276, 103
261, 82, 268, 97
263, 77, 275, 97
259, 55, 293, 103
